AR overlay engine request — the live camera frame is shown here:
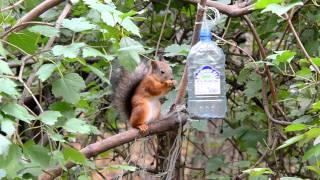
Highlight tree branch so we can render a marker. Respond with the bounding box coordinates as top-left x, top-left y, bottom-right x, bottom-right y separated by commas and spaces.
5, 0, 65, 34
186, 0, 253, 17
39, 112, 187, 180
